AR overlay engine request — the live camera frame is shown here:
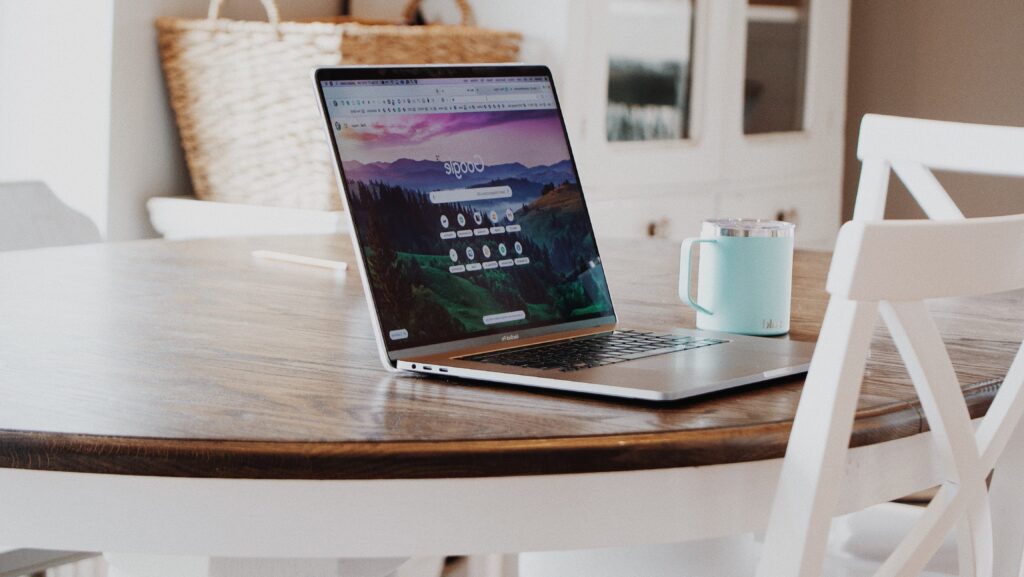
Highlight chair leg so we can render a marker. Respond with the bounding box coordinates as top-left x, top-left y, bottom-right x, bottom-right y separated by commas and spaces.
991, 418, 1024, 577
755, 299, 879, 577
956, 518, 978, 577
